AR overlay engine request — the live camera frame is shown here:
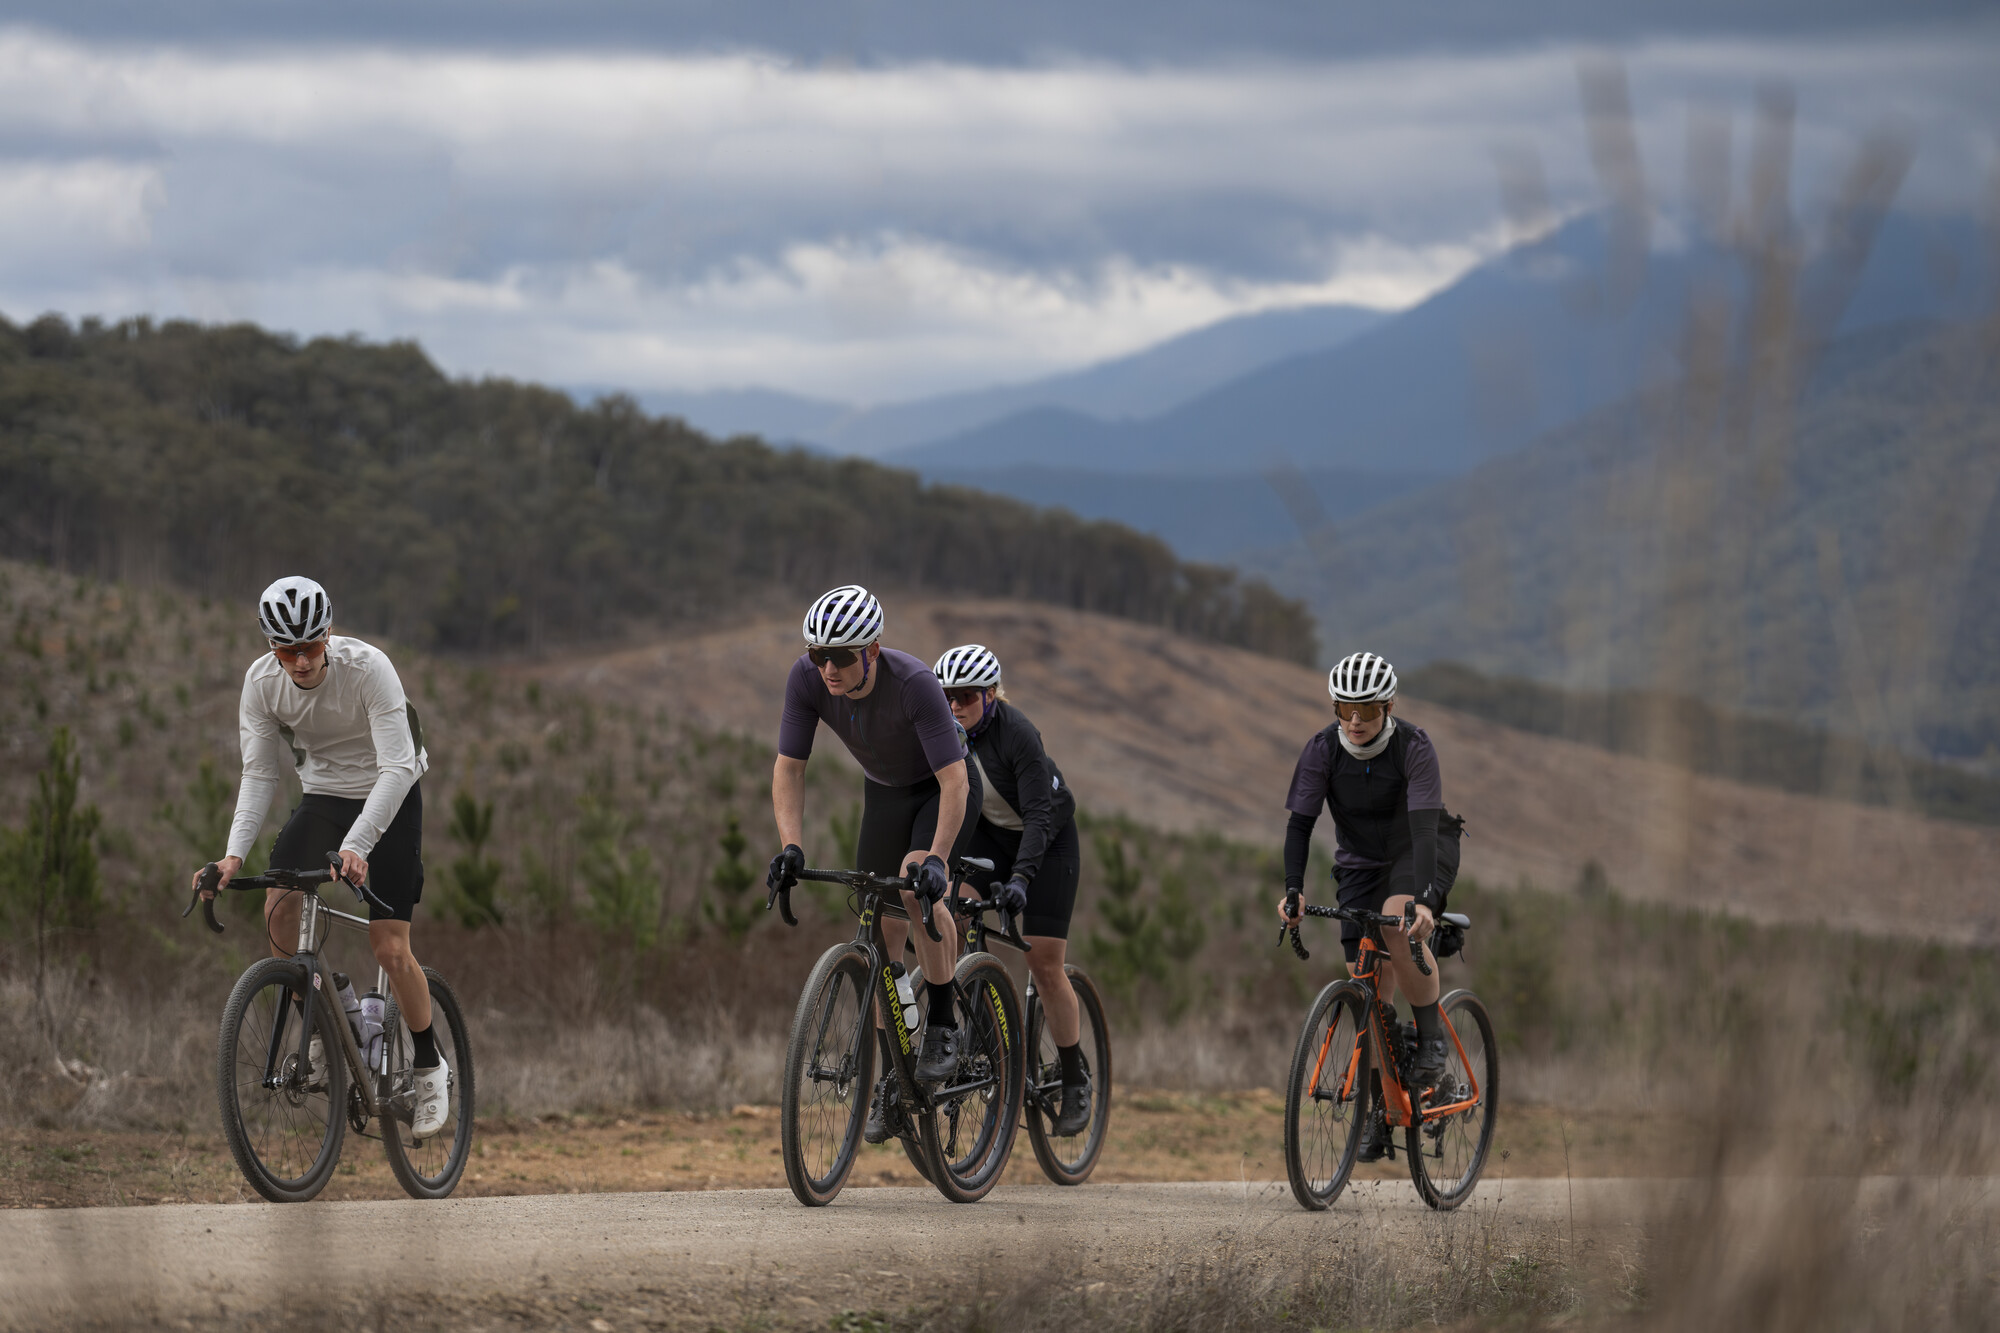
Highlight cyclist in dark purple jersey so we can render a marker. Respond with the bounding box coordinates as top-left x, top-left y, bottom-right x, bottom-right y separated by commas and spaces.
1277, 651, 1463, 1160
765, 586, 982, 1139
